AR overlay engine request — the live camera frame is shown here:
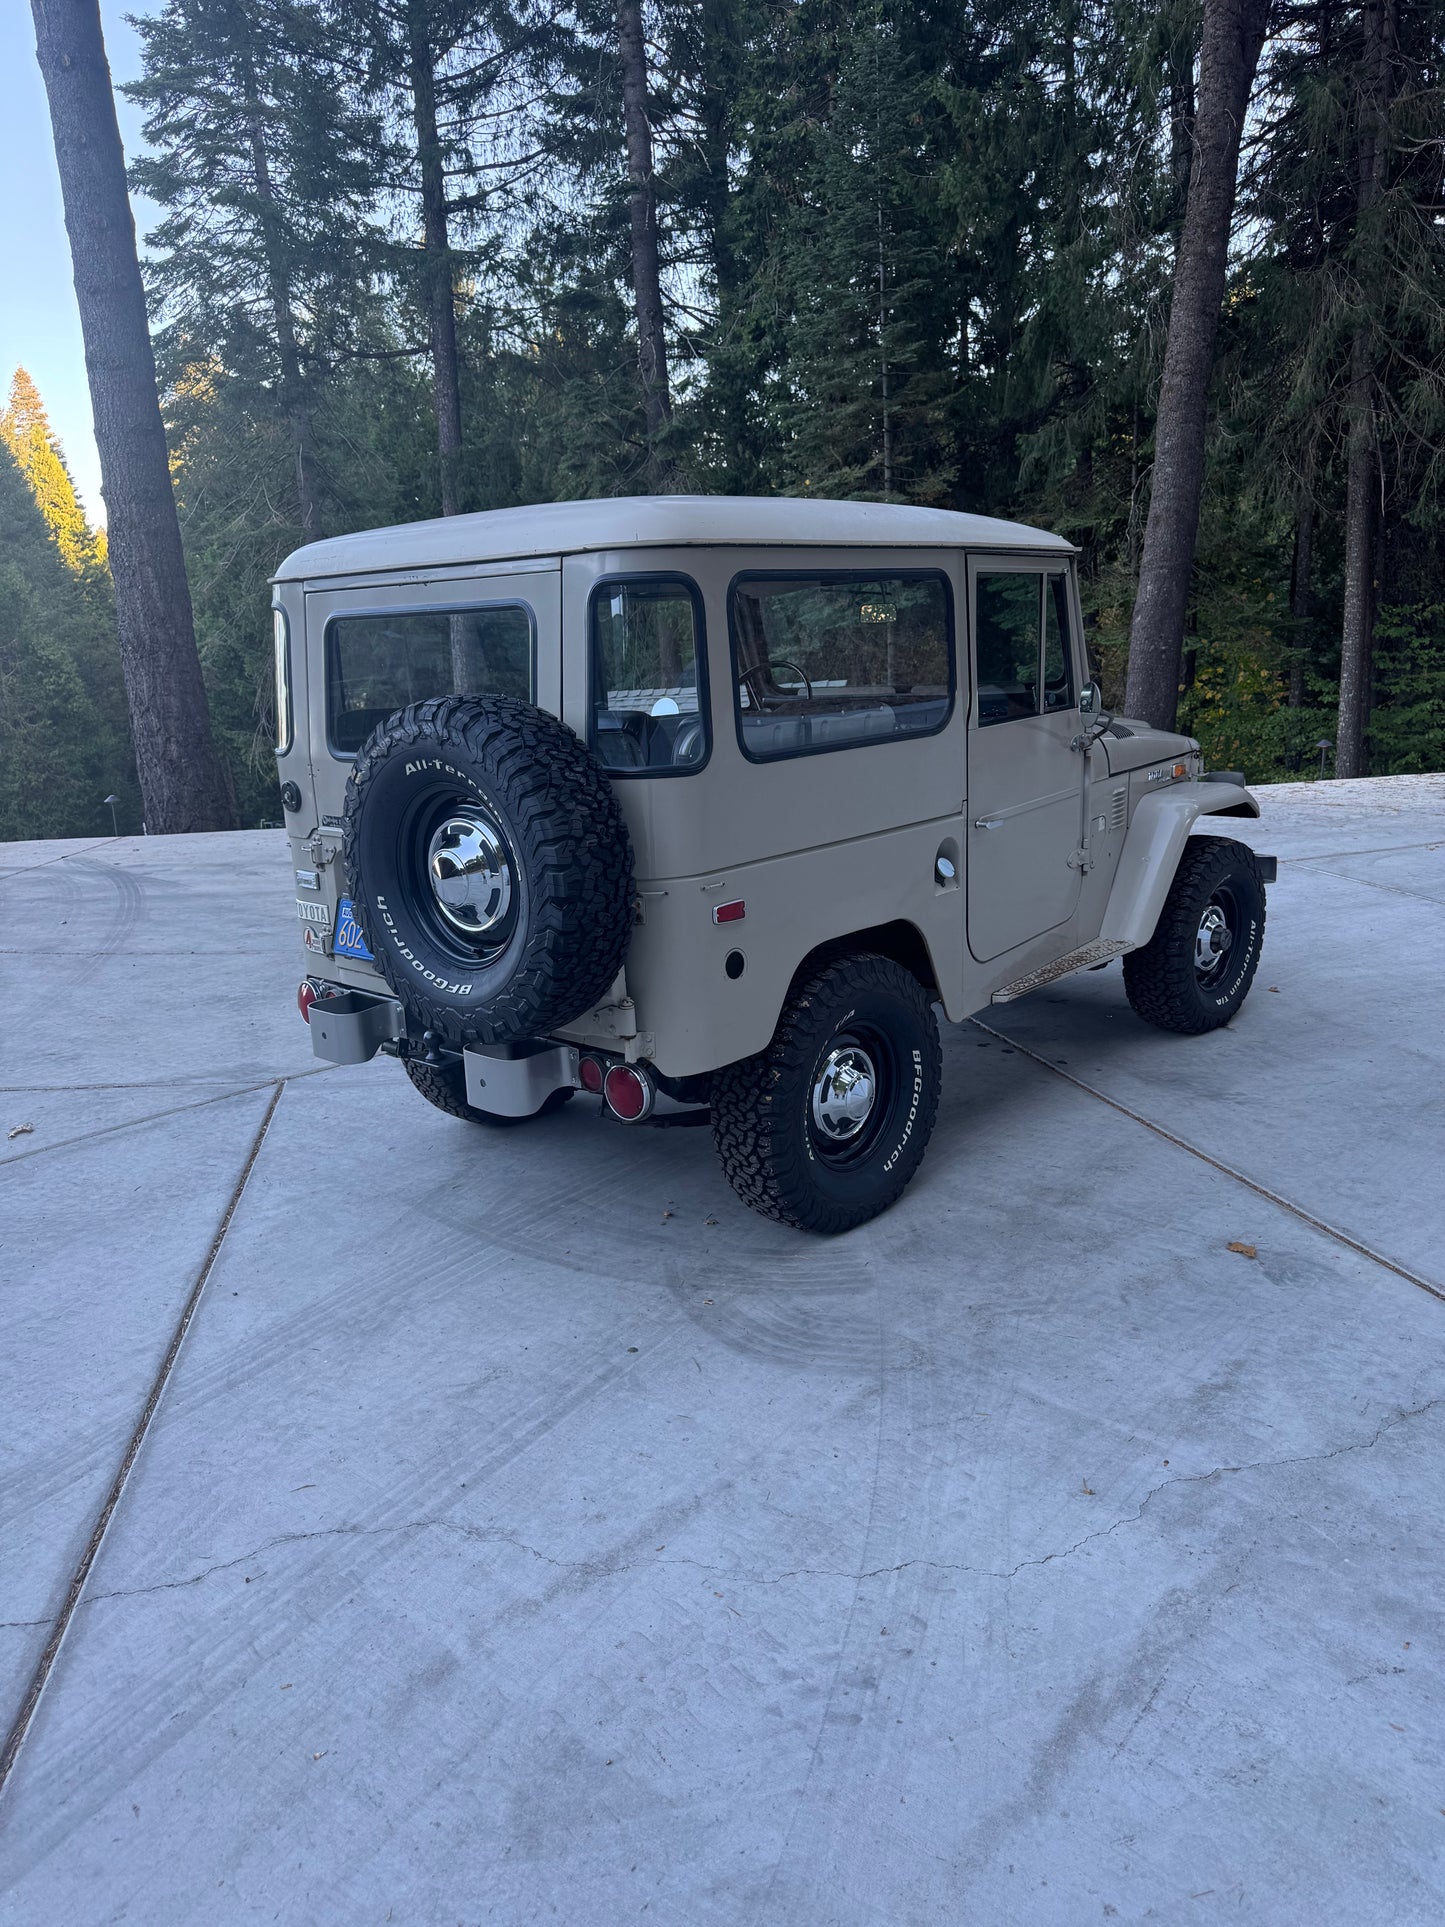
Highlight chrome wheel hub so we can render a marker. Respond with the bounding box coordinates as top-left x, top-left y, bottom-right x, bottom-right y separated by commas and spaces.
1195, 902, 1232, 977
811, 1045, 878, 1145
427, 811, 513, 937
